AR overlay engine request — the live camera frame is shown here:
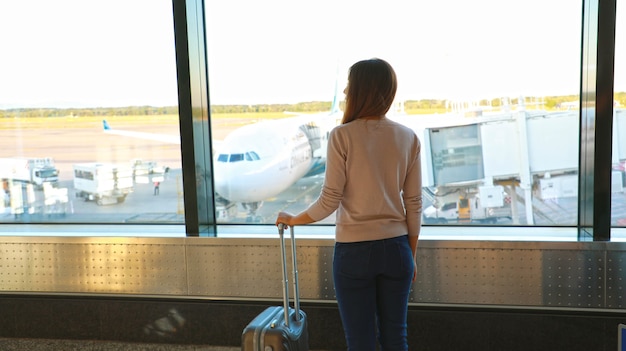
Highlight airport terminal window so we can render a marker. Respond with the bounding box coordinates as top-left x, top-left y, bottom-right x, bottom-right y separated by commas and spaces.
205, 0, 583, 228
0, 0, 612, 240
0, 1, 182, 225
